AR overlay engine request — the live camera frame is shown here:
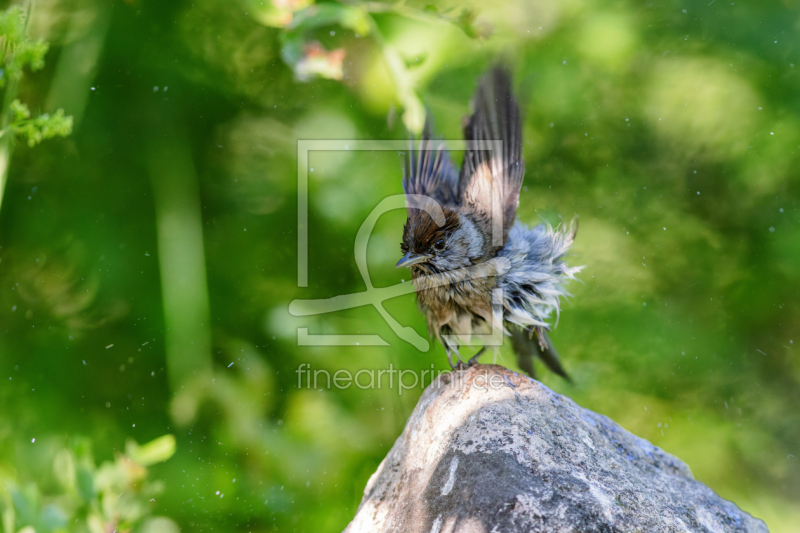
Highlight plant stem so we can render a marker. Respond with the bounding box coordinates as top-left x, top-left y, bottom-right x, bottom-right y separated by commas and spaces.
146, 129, 214, 391
0, 134, 10, 213
357, 7, 425, 132
0, 0, 31, 217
